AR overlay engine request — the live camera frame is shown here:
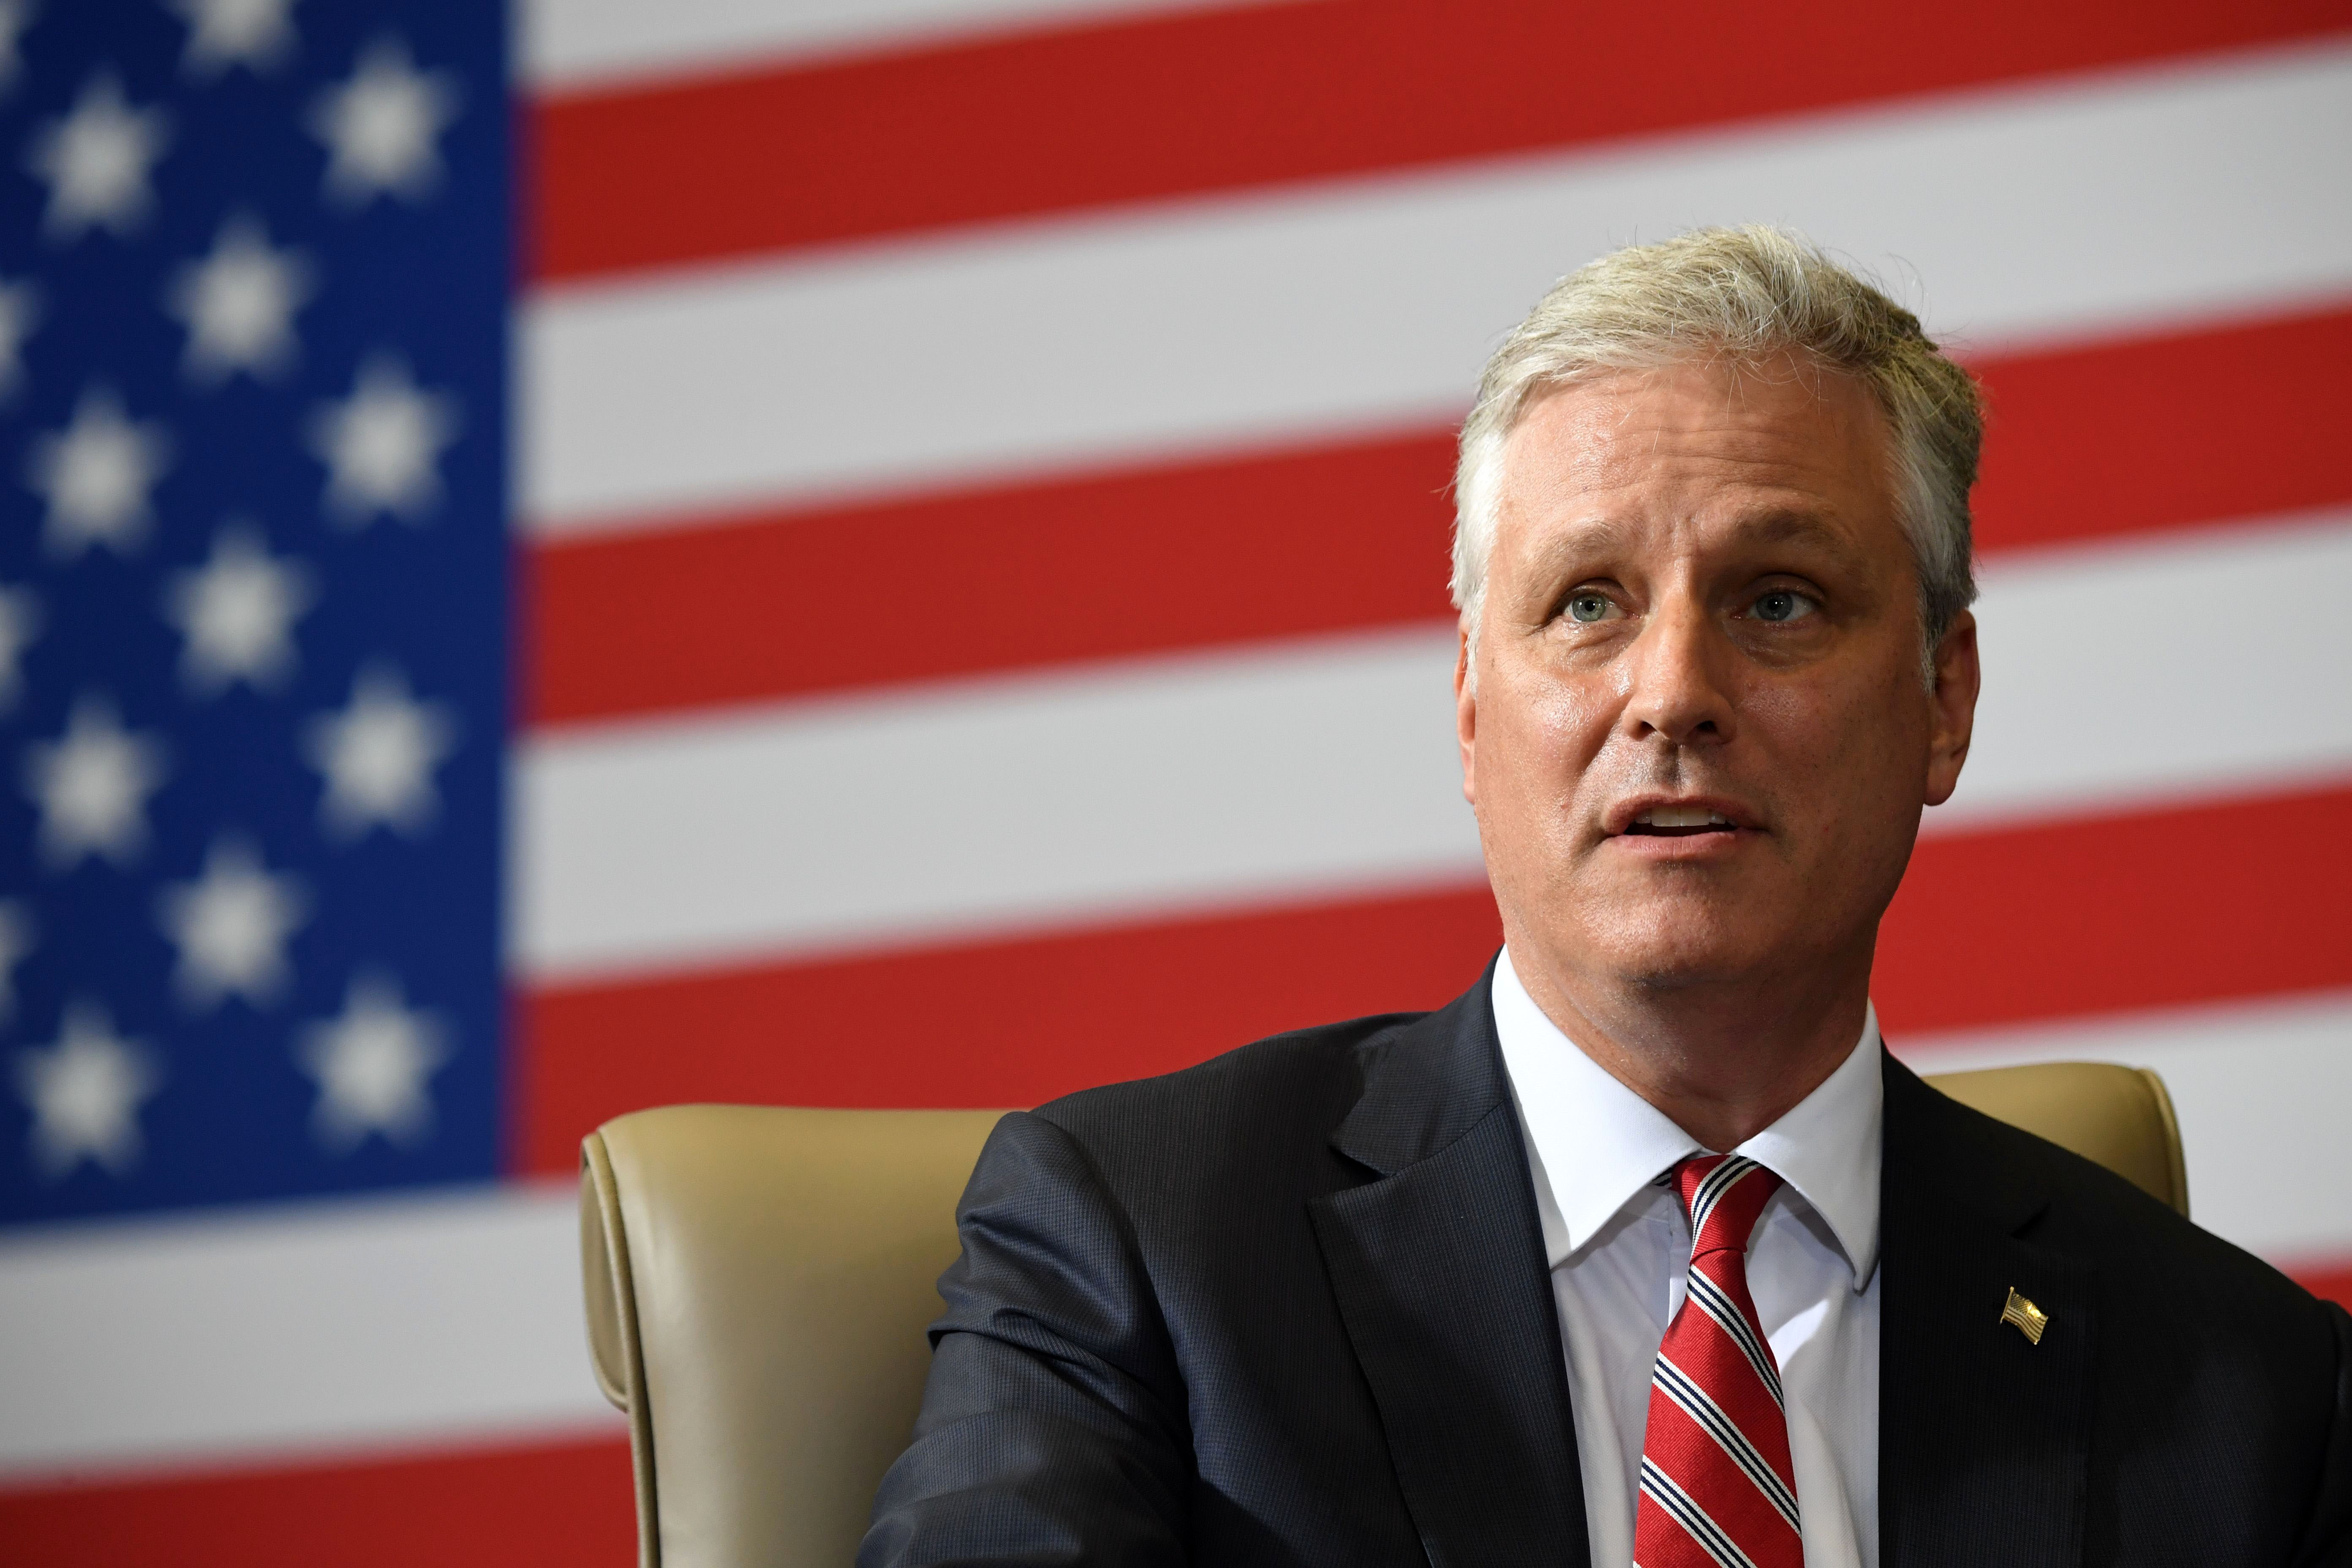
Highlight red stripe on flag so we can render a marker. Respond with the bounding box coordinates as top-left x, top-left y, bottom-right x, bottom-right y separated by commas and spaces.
524, 431, 1456, 727
2293, 1261, 2352, 1310
1877, 782, 2352, 1036
513, 884, 1506, 1173
0, 1434, 634, 1568
1971, 305, 2352, 555
528, 1, 2352, 282
526, 306, 2352, 728
513, 783, 2352, 1174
